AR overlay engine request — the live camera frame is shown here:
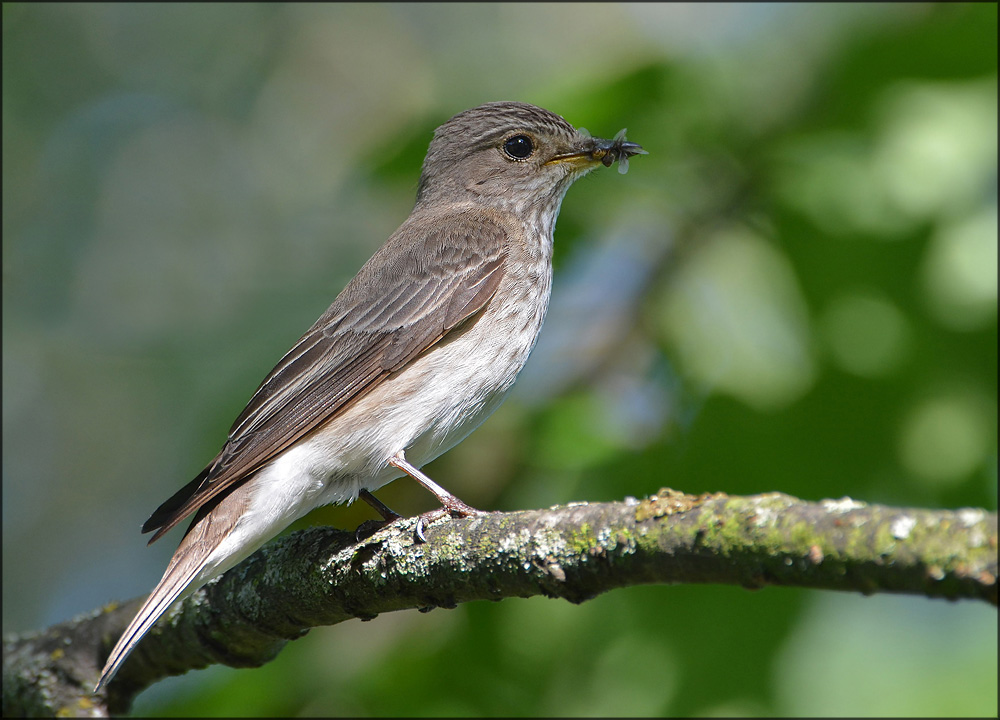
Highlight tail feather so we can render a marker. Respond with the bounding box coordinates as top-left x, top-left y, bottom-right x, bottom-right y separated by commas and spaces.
94, 479, 256, 692
94, 555, 205, 692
